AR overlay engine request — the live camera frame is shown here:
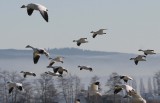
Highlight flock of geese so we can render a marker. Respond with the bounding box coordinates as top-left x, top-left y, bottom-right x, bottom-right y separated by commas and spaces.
5, 2, 157, 103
